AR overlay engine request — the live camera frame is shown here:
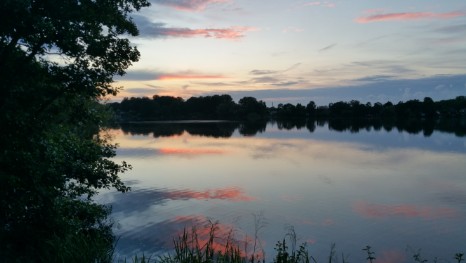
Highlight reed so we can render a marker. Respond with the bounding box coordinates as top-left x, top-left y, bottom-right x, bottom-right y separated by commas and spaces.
124, 221, 464, 263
